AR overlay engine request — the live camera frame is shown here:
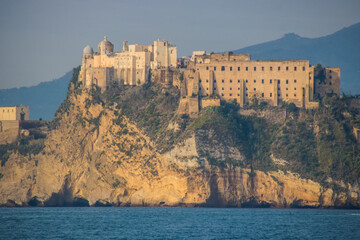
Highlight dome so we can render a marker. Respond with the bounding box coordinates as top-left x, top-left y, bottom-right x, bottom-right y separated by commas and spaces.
97, 36, 114, 54
83, 45, 93, 54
